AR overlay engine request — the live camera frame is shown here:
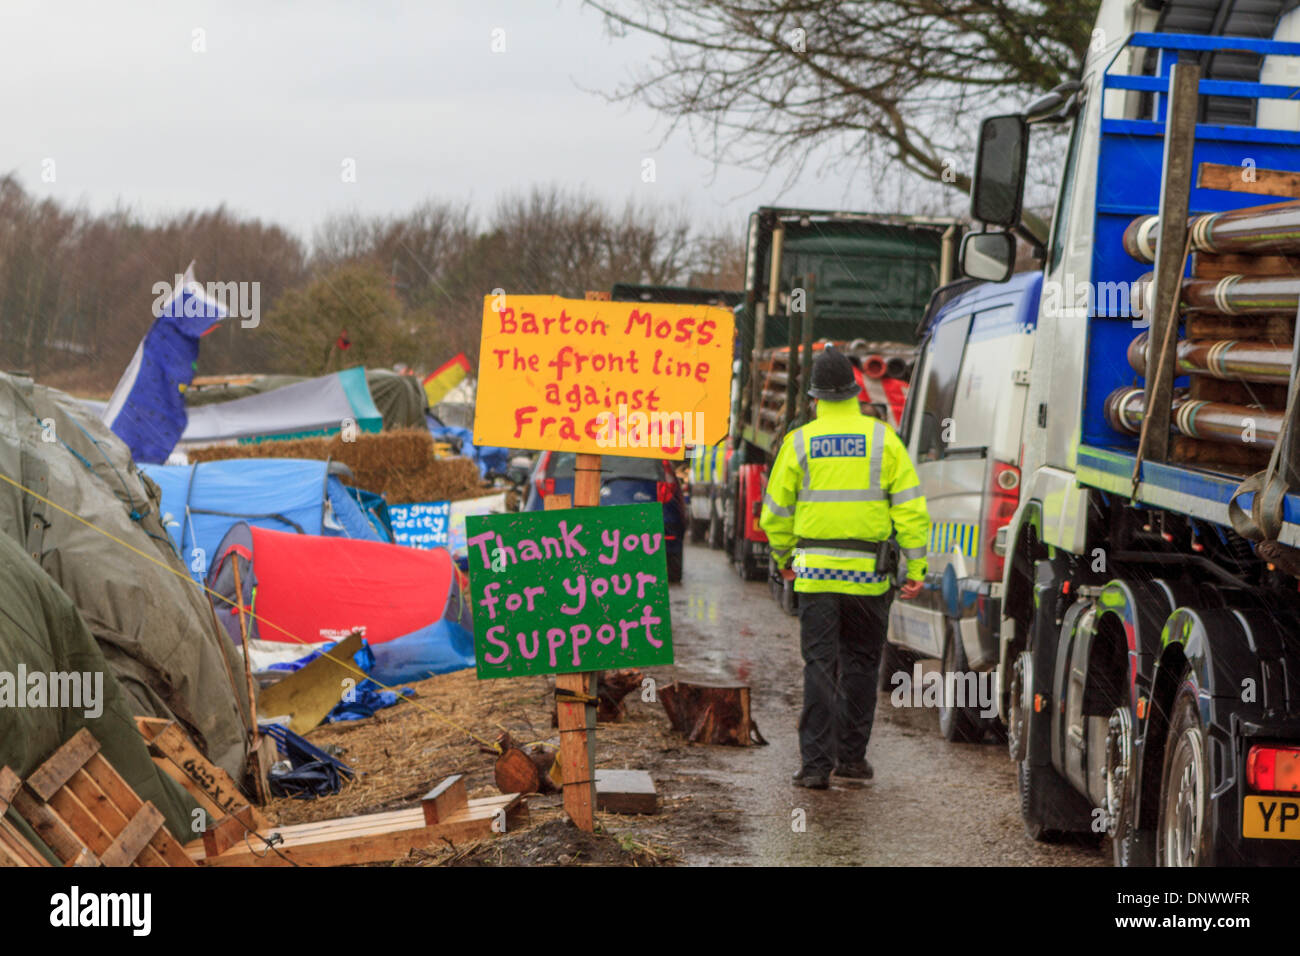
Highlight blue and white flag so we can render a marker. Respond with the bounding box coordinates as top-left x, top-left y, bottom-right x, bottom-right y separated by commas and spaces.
101, 263, 227, 463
